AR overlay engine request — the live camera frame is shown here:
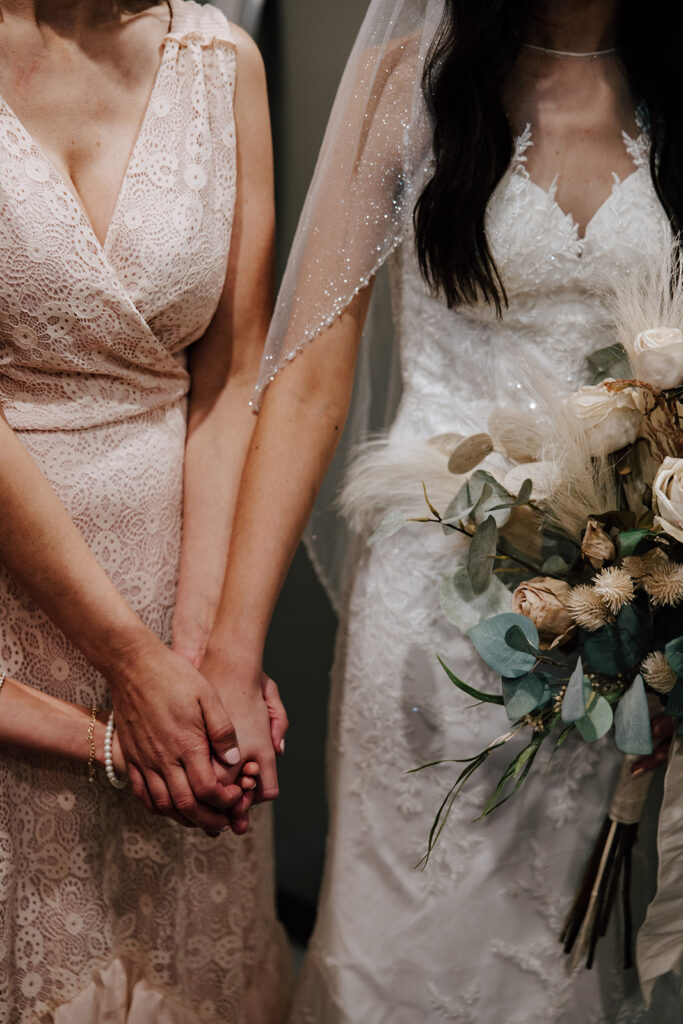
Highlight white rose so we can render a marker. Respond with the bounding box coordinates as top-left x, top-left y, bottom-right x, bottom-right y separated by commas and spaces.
632, 327, 683, 391
653, 456, 683, 543
570, 380, 642, 457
